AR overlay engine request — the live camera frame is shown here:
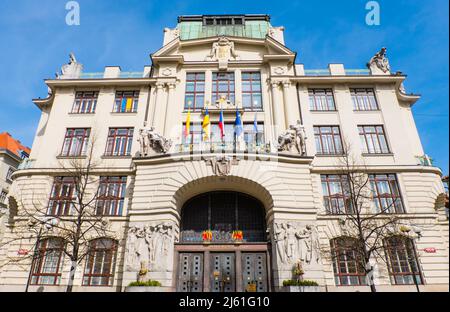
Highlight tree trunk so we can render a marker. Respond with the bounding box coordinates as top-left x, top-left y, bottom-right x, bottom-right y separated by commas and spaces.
365, 264, 377, 293
66, 260, 77, 292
